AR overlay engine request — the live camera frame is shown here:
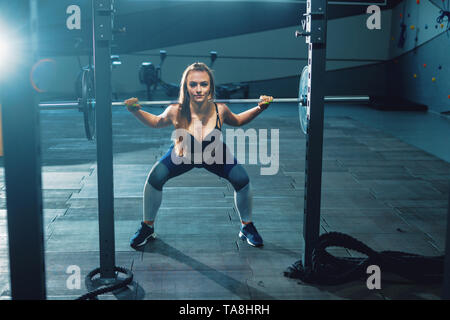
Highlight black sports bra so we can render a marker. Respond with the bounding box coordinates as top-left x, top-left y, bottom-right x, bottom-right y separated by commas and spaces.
188, 102, 222, 146
173, 103, 224, 159
213, 102, 222, 130
187, 102, 224, 162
